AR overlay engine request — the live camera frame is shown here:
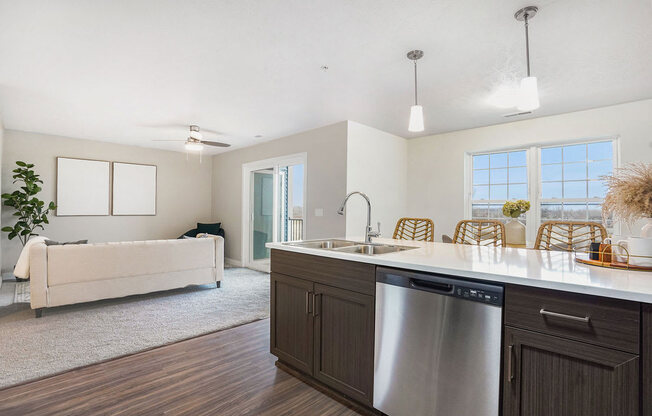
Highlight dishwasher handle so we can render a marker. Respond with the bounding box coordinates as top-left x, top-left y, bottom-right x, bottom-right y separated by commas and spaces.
409, 278, 454, 295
